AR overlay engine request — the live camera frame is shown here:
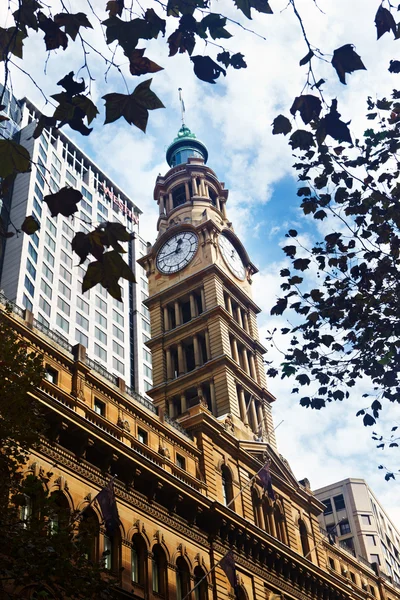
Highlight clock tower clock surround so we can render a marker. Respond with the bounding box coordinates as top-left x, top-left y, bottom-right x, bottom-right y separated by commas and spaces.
138, 125, 277, 449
